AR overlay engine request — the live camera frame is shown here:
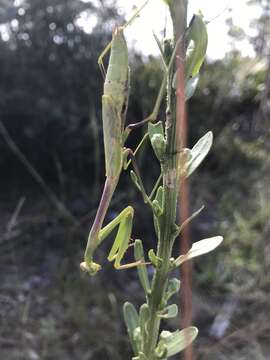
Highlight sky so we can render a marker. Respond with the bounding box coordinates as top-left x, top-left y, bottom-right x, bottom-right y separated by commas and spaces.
113, 0, 261, 60
0, 0, 261, 60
